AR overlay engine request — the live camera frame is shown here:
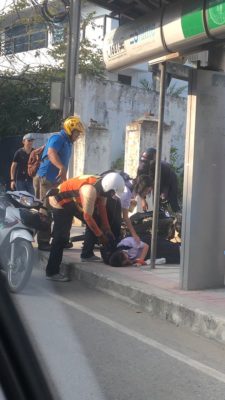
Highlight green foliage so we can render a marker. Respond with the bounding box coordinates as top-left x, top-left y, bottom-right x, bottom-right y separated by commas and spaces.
48, 37, 105, 78
0, 70, 62, 136
0, 6, 106, 137
79, 38, 105, 78
47, 12, 105, 78
167, 83, 187, 98
7, 0, 30, 13
111, 157, 124, 170
47, 42, 66, 69
139, 78, 153, 92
